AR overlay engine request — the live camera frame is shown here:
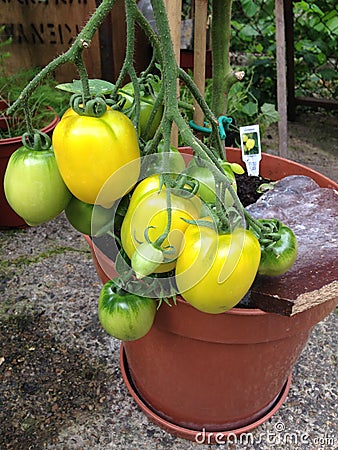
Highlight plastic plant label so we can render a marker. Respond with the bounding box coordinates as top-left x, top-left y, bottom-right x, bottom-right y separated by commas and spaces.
239, 125, 262, 176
